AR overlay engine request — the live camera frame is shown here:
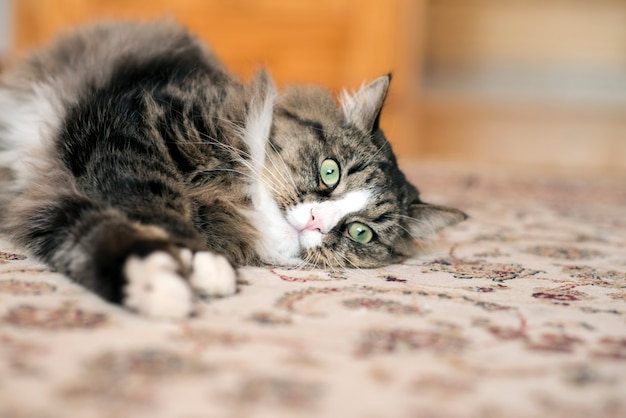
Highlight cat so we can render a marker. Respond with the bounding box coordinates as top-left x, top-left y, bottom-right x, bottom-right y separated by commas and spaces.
0, 20, 466, 319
